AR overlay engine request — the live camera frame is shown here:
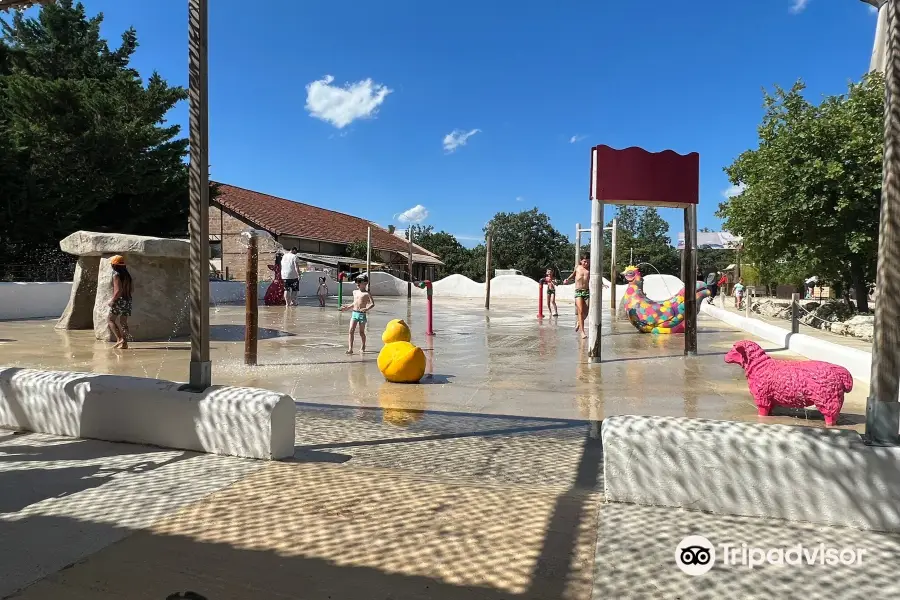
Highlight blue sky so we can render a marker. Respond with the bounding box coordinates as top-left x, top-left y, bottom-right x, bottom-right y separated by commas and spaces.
59, 1, 883, 245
